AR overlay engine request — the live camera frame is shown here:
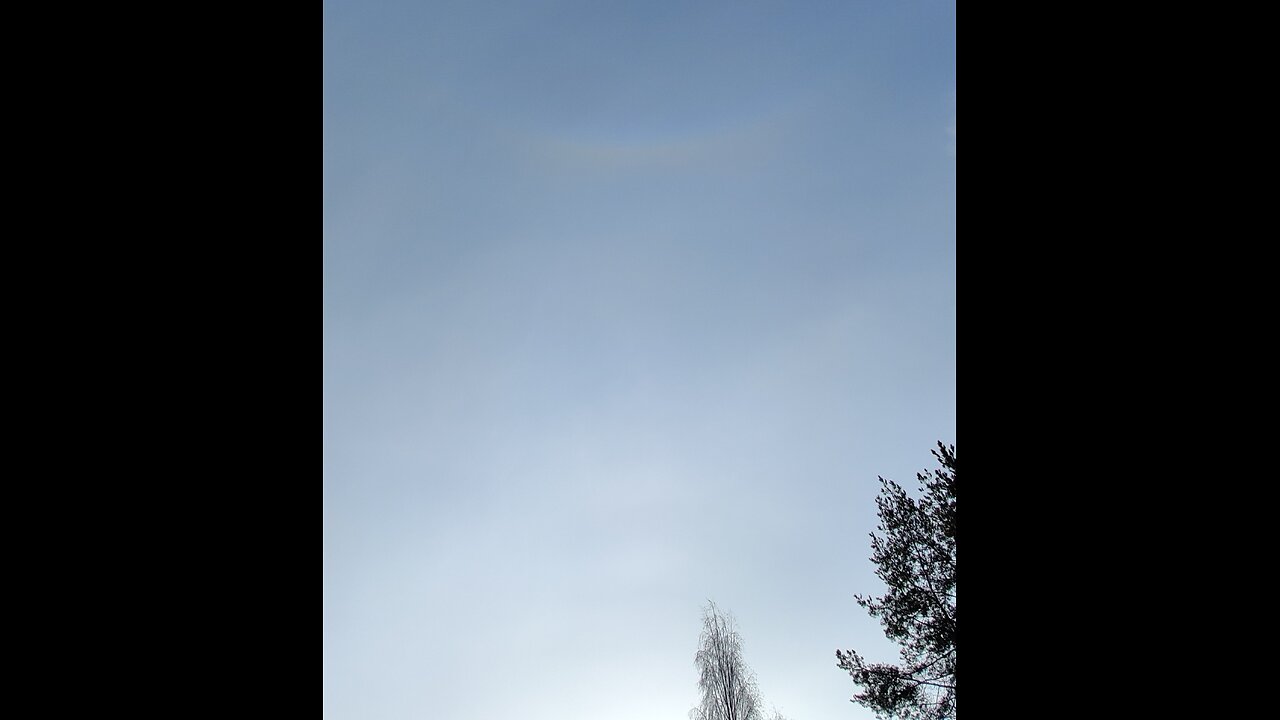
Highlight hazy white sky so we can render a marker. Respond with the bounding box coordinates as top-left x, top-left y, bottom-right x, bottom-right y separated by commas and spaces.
324, 2, 954, 718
